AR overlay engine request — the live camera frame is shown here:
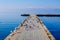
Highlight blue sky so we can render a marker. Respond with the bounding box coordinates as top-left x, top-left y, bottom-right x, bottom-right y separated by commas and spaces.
0, 0, 60, 11
0, 0, 60, 17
